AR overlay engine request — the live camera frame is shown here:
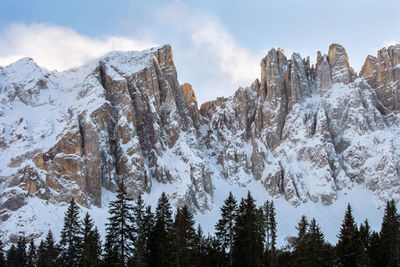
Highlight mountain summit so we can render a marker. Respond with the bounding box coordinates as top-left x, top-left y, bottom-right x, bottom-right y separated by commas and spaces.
1, 43, 400, 242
